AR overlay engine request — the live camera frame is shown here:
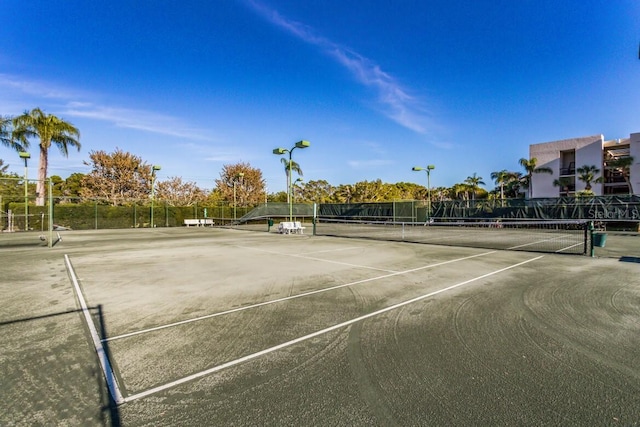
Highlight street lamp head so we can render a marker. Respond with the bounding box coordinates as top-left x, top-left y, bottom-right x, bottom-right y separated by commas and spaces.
295, 140, 310, 149
273, 148, 287, 155
412, 166, 423, 172
152, 165, 161, 171
427, 165, 435, 170
19, 152, 30, 159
